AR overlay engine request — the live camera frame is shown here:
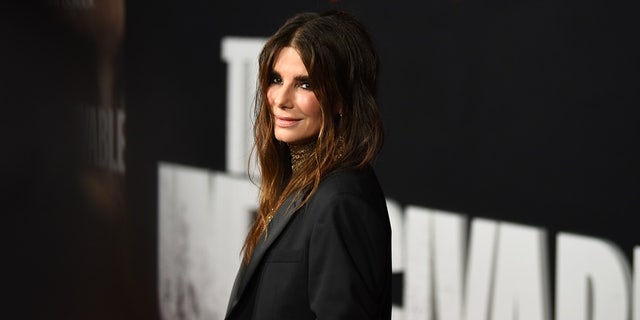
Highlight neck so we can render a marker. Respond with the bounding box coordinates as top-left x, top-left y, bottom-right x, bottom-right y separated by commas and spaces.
289, 140, 316, 173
